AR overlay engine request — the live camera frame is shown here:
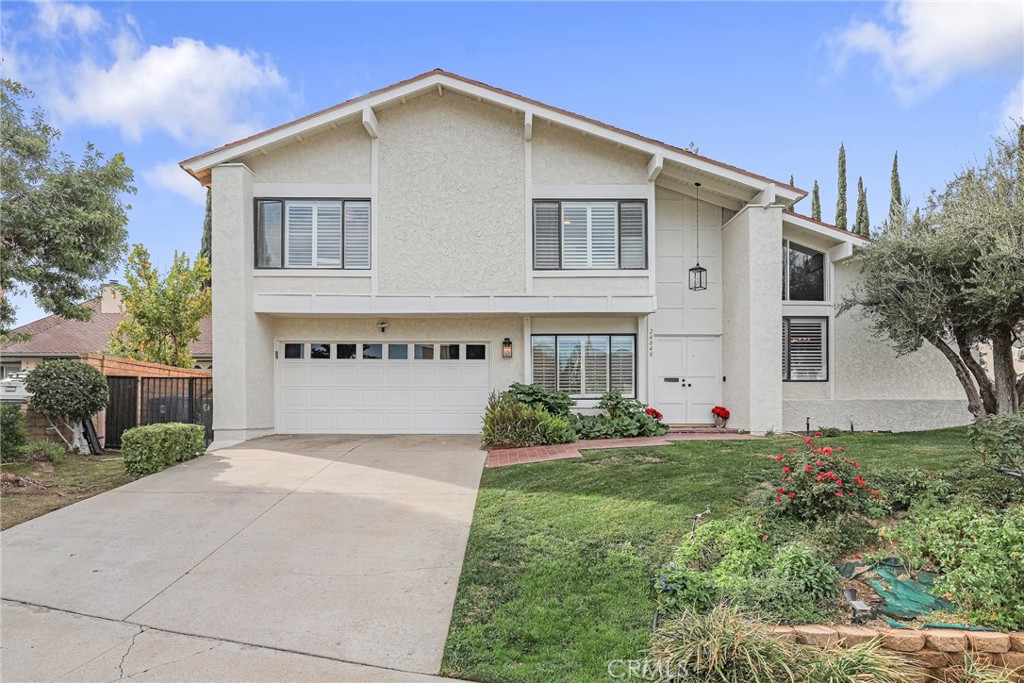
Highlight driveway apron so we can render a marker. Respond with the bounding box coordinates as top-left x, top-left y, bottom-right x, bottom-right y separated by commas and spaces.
1, 434, 486, 678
